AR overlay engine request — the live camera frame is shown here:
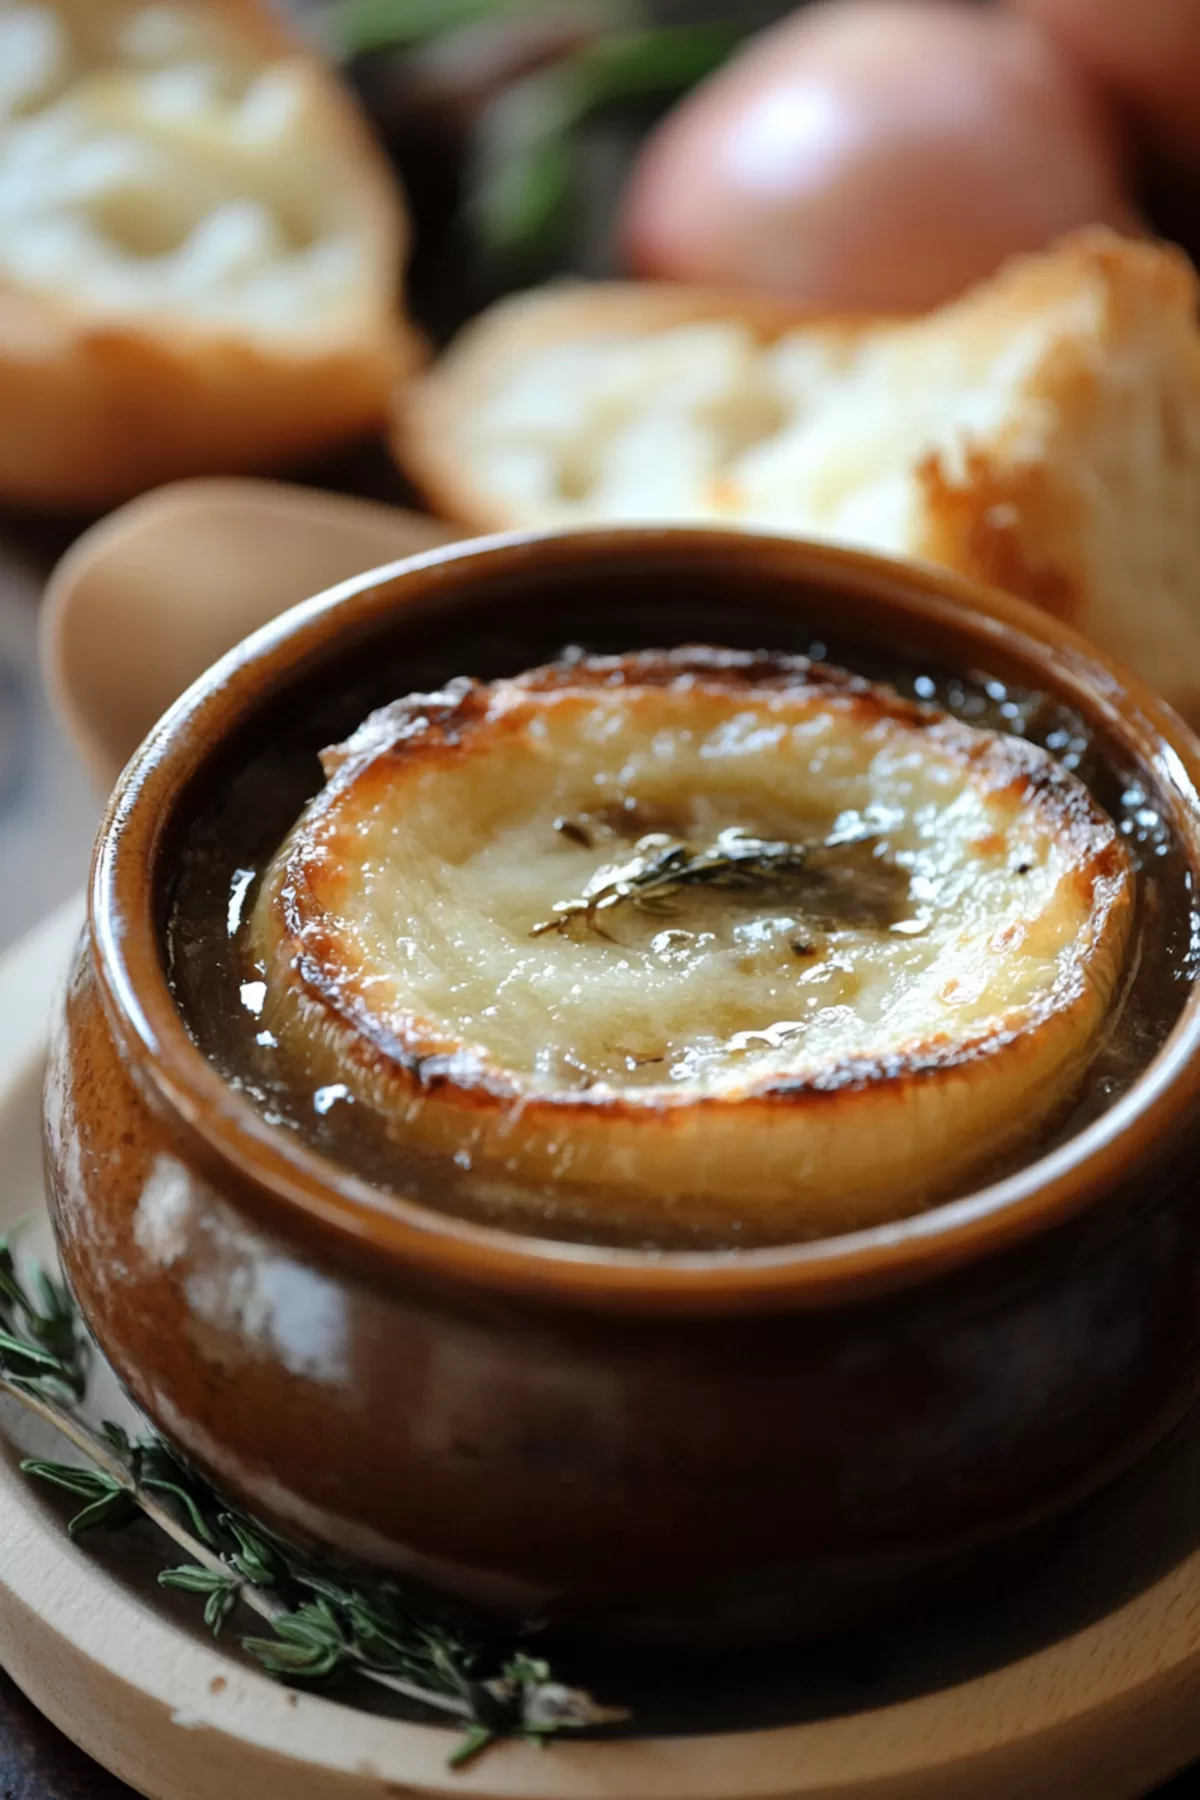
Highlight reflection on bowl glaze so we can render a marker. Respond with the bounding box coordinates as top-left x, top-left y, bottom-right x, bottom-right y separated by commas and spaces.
42, 528, 1200, 1642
